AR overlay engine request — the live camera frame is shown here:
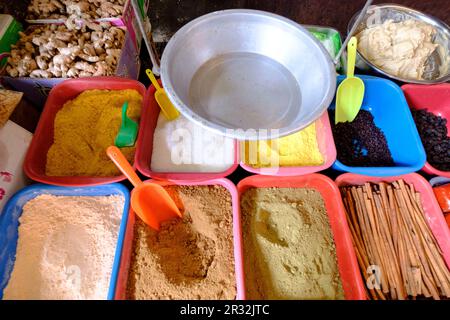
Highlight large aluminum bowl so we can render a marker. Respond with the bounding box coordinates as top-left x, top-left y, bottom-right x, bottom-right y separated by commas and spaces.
161, 9, 336, 140
348, 4, 450, 84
